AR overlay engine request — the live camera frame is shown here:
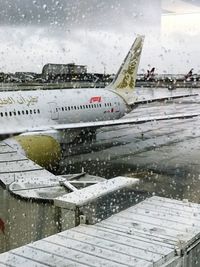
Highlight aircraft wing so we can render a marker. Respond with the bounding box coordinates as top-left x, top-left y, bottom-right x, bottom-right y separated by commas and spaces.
48, 112, 200, 131
7, 112, 196, 135
2, 112, 200, 136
